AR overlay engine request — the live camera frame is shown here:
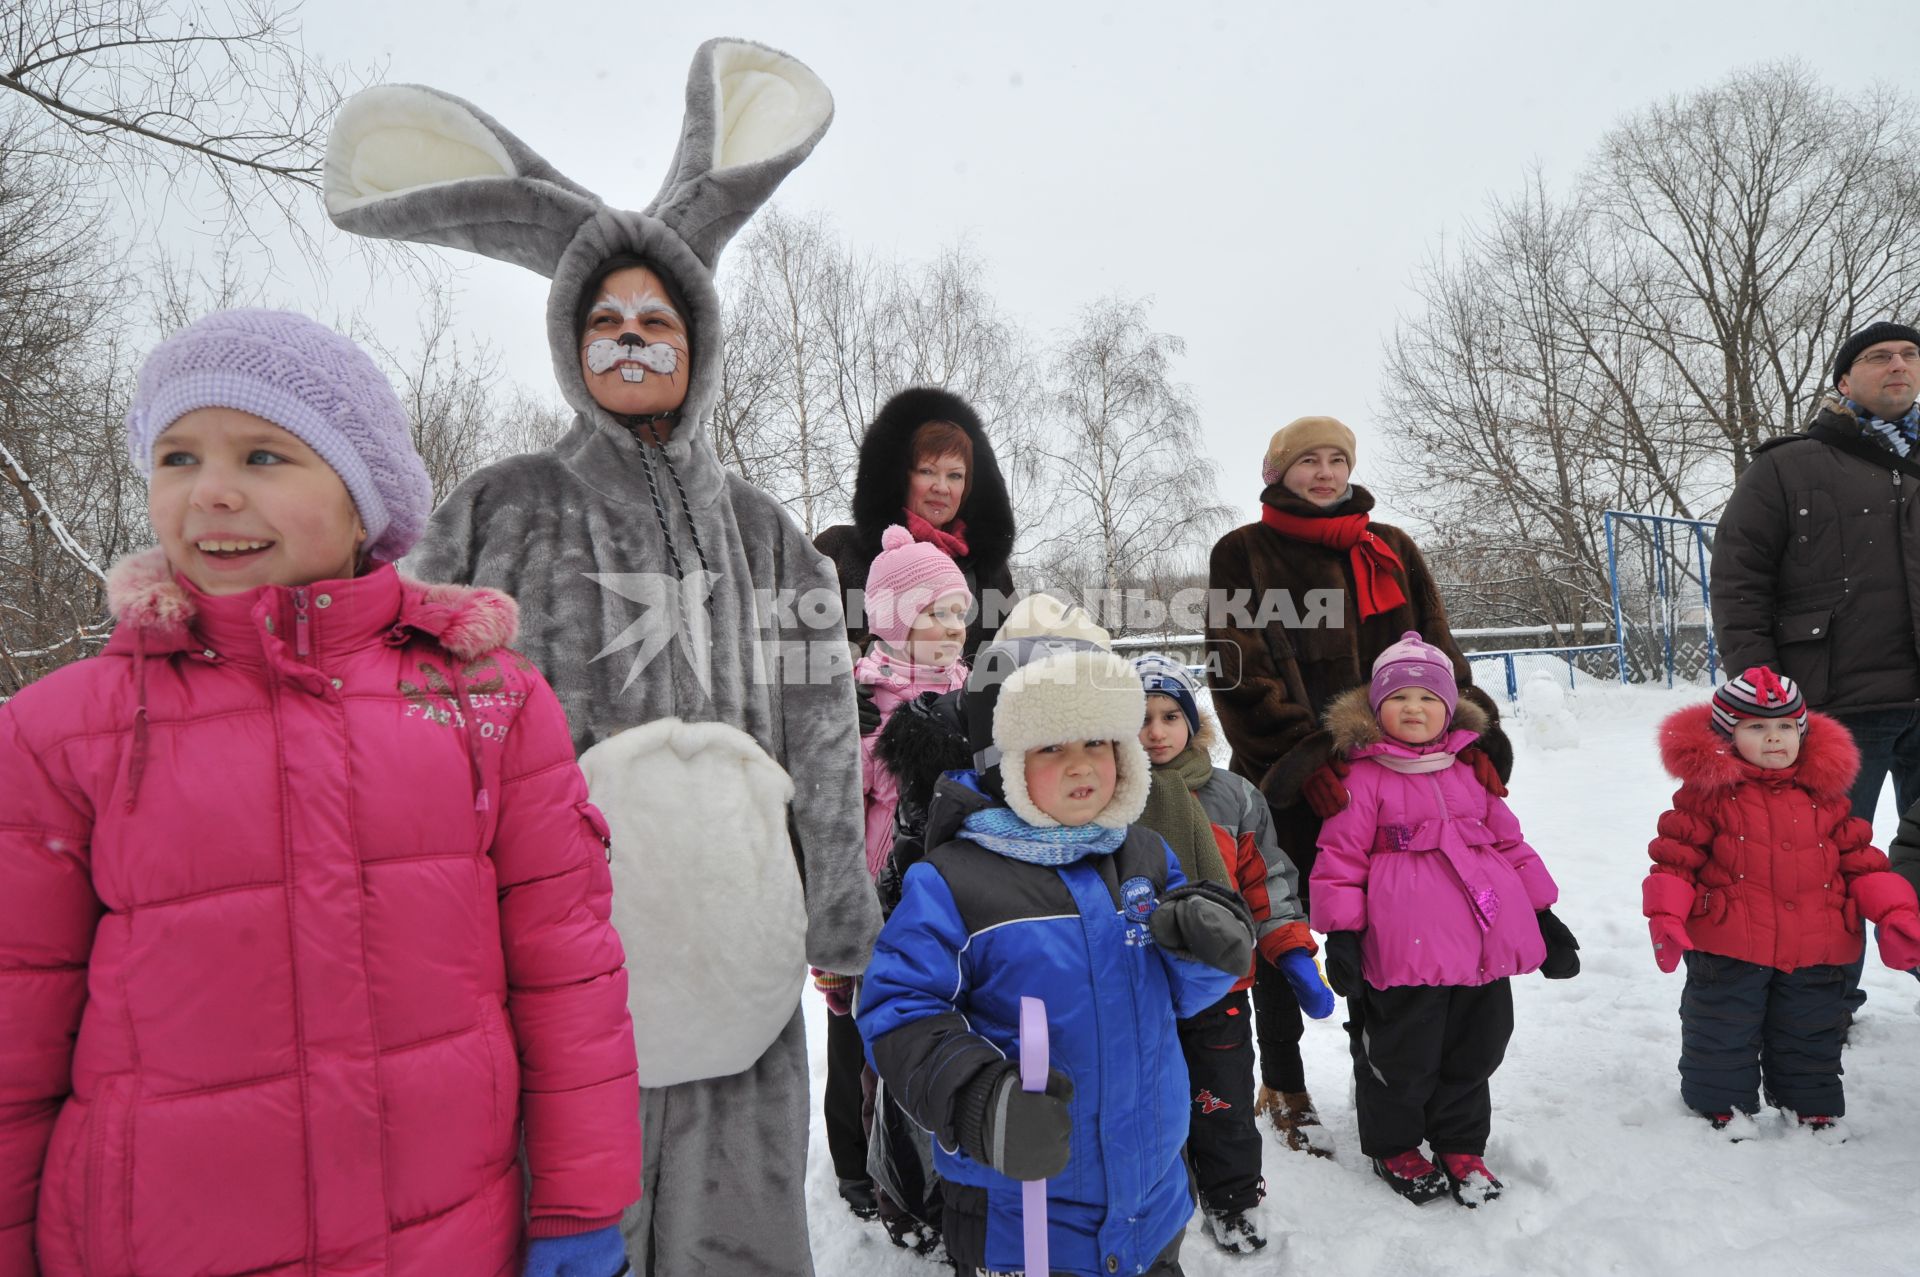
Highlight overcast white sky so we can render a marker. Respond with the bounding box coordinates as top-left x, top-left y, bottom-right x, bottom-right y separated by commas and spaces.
265, 0, 1910, 525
